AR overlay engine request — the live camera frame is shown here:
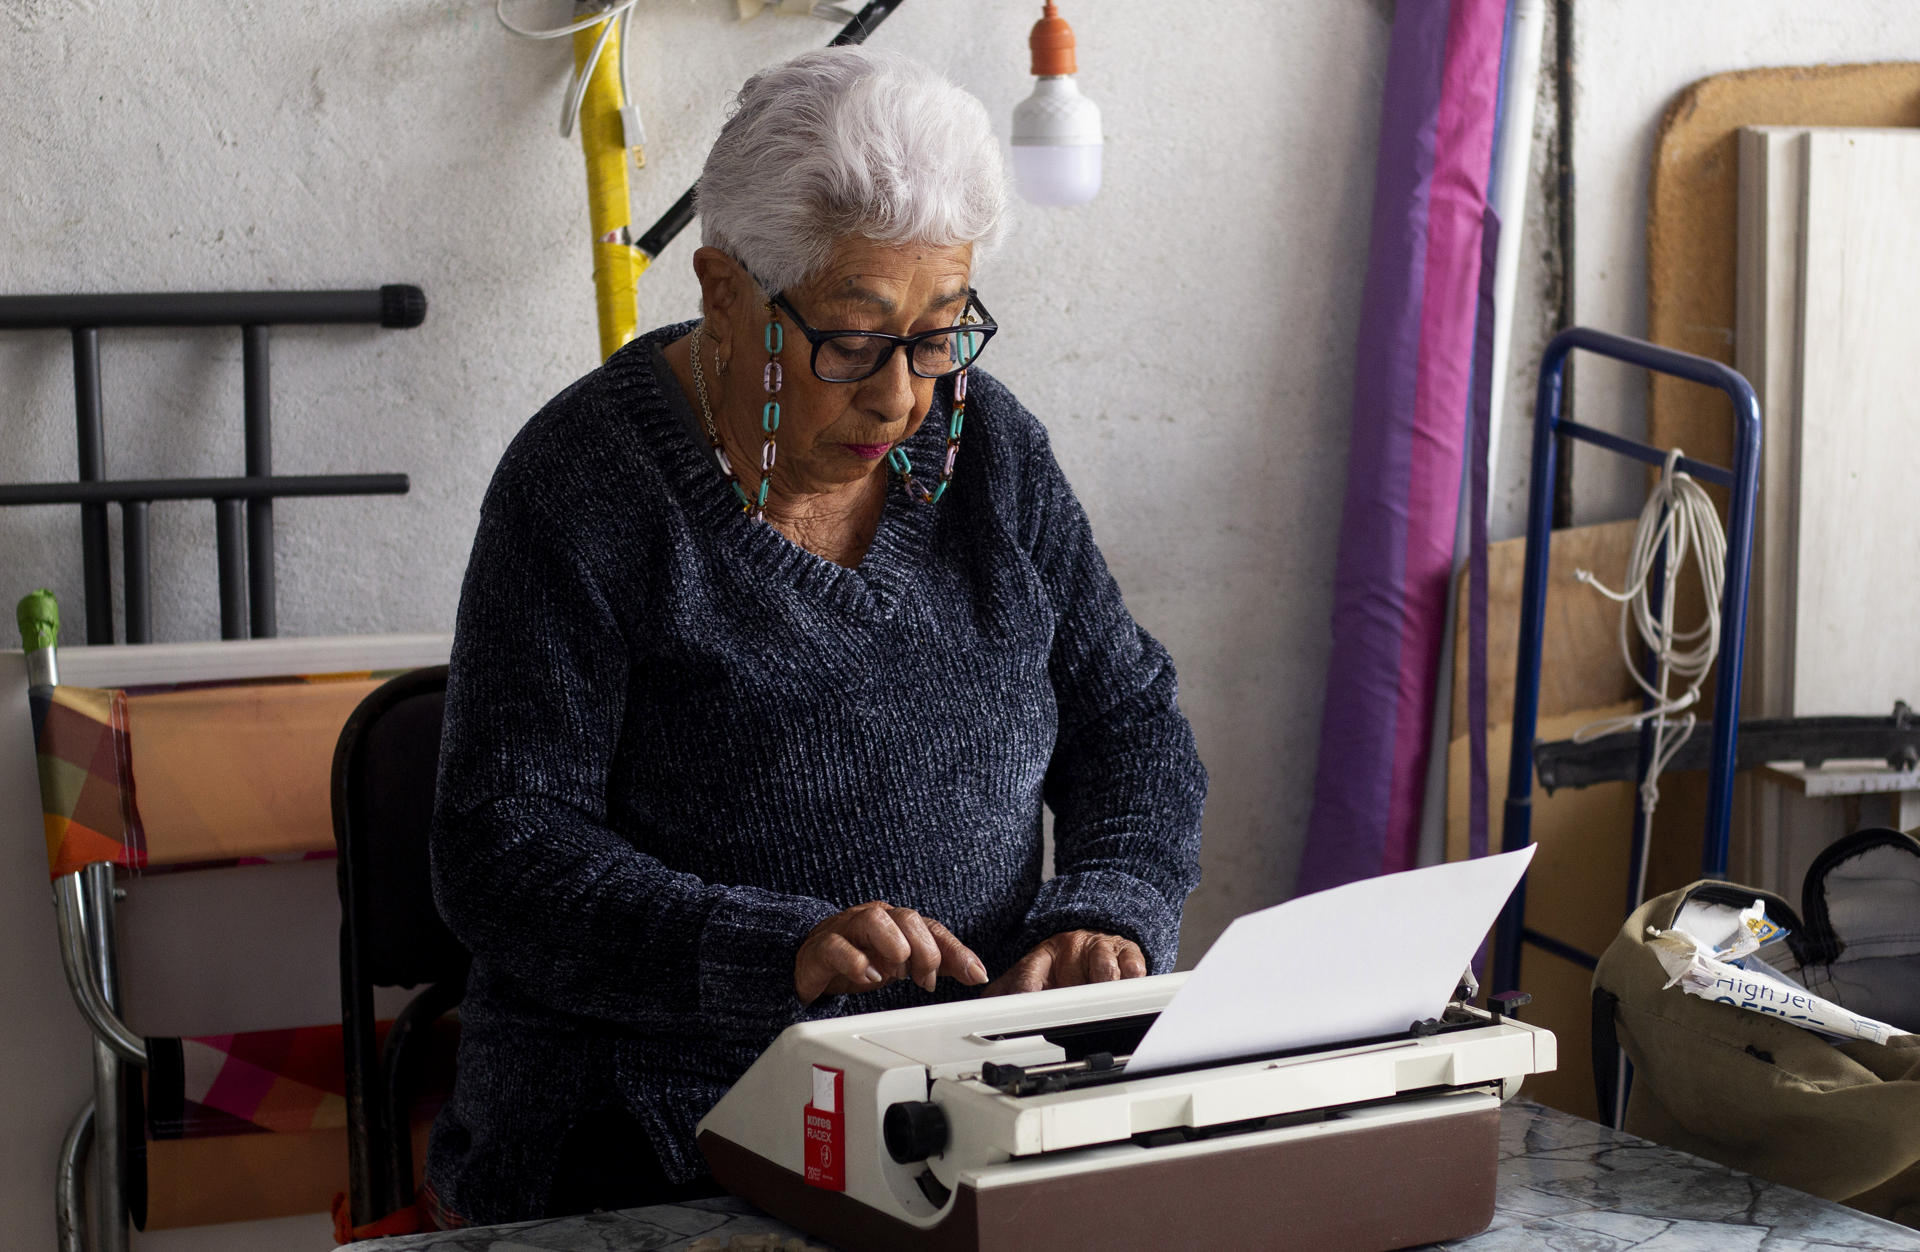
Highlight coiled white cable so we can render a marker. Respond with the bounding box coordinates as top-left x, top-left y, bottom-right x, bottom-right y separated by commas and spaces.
497, 0, 645, 142
1571, 449, 1728, 838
